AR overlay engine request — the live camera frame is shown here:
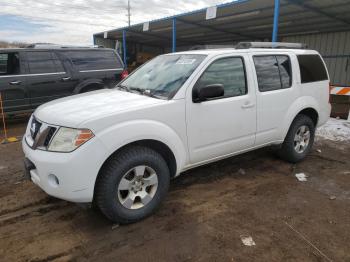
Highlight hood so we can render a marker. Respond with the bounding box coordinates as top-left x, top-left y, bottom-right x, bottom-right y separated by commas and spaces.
34, 89, 166, 127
